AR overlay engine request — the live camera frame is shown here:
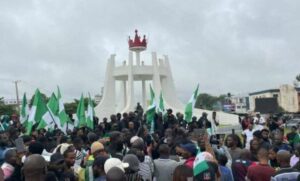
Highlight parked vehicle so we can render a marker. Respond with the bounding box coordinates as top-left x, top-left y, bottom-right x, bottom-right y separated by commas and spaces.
285, 118, 300, 129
